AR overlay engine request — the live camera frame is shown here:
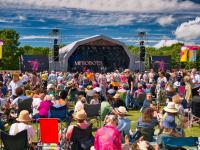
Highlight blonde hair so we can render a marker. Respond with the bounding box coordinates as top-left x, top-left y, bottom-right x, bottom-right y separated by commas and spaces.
104, 114, 118, 125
